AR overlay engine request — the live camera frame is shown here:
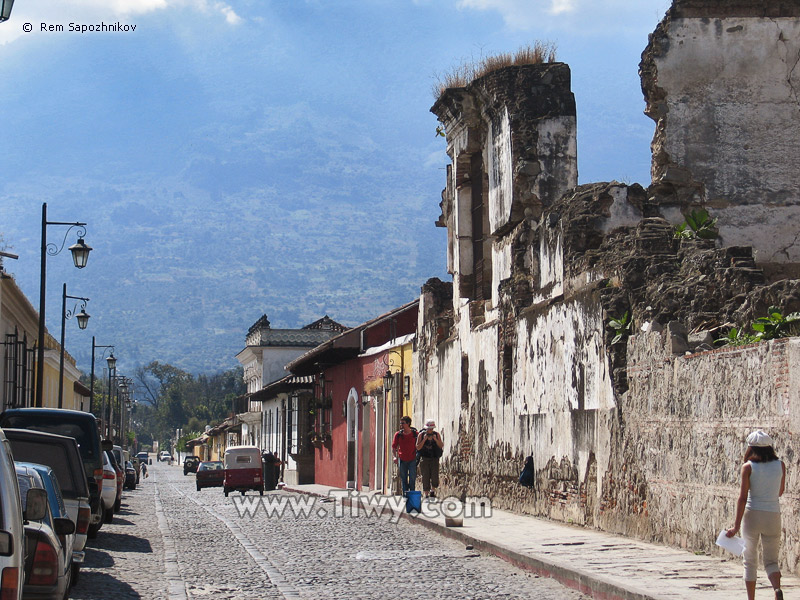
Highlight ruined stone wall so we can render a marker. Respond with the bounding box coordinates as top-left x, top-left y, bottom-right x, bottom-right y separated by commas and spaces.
624, 333, 800, 573
418, 0, 800, 573
413, 284, 616, 527
642, 2, 800, 273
